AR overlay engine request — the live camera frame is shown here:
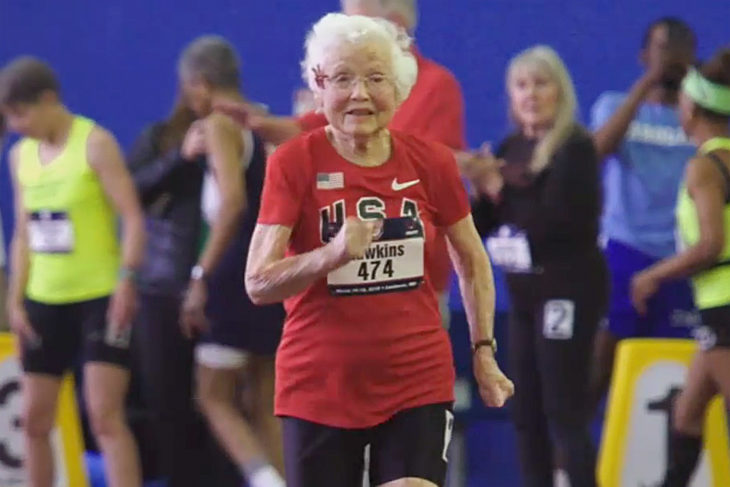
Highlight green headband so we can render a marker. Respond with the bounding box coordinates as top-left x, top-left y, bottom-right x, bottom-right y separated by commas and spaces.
682, 68, 730, 116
